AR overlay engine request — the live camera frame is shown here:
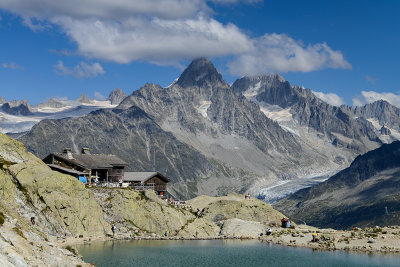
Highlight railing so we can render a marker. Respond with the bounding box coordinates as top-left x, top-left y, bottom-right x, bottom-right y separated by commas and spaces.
131, 183, 155, 191
131, 183, 167, 192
